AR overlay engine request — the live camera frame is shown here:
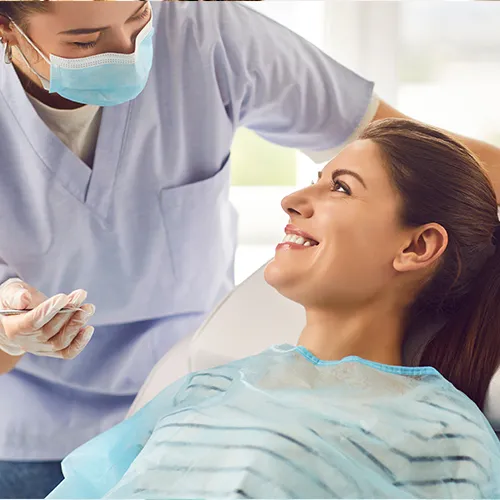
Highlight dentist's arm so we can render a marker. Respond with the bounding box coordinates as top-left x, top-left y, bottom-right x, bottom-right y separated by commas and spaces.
205, 4, 500, 197
0, 350, 23, 374
372, 99, 500, 200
